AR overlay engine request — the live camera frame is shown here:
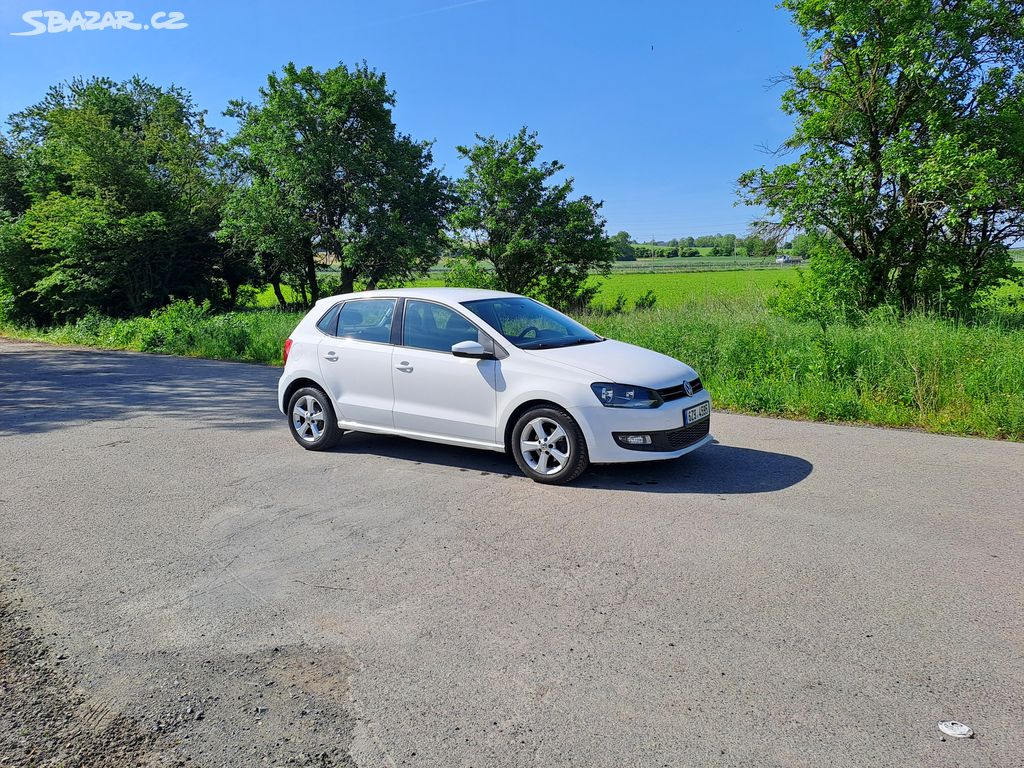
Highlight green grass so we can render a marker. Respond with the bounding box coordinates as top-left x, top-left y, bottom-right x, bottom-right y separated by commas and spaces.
4, 272, 1022, 441
592, 269, 798, 308
582, 302, 1024, 440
